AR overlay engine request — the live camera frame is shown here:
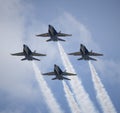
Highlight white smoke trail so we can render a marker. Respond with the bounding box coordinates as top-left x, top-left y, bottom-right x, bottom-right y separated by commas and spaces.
88, 61, 117, 113
62, 81, 81, 113
57, 42, 99, 113
32, 61, 64, 113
